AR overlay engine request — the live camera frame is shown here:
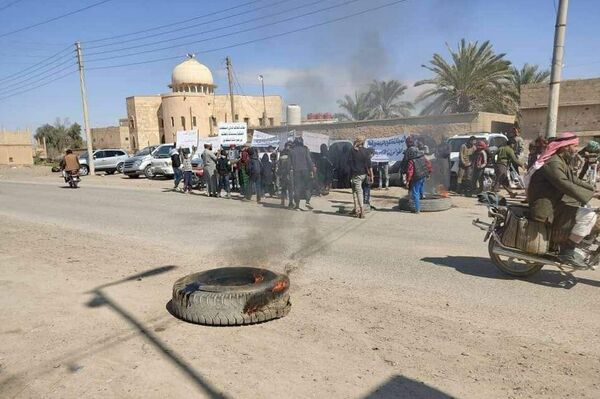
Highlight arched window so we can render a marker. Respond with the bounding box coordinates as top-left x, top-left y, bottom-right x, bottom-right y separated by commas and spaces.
170, 117, 175, 127
181, 116, 186, 129
192, 116, 197, 127
161, 134, 165, 144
